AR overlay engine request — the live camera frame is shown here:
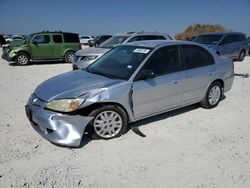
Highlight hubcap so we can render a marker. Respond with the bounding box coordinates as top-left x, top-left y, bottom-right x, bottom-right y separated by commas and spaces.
17, 55, 28, 64
208, 85, 221, 105
93, 110, 123, 138
67, 53, 74, 63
